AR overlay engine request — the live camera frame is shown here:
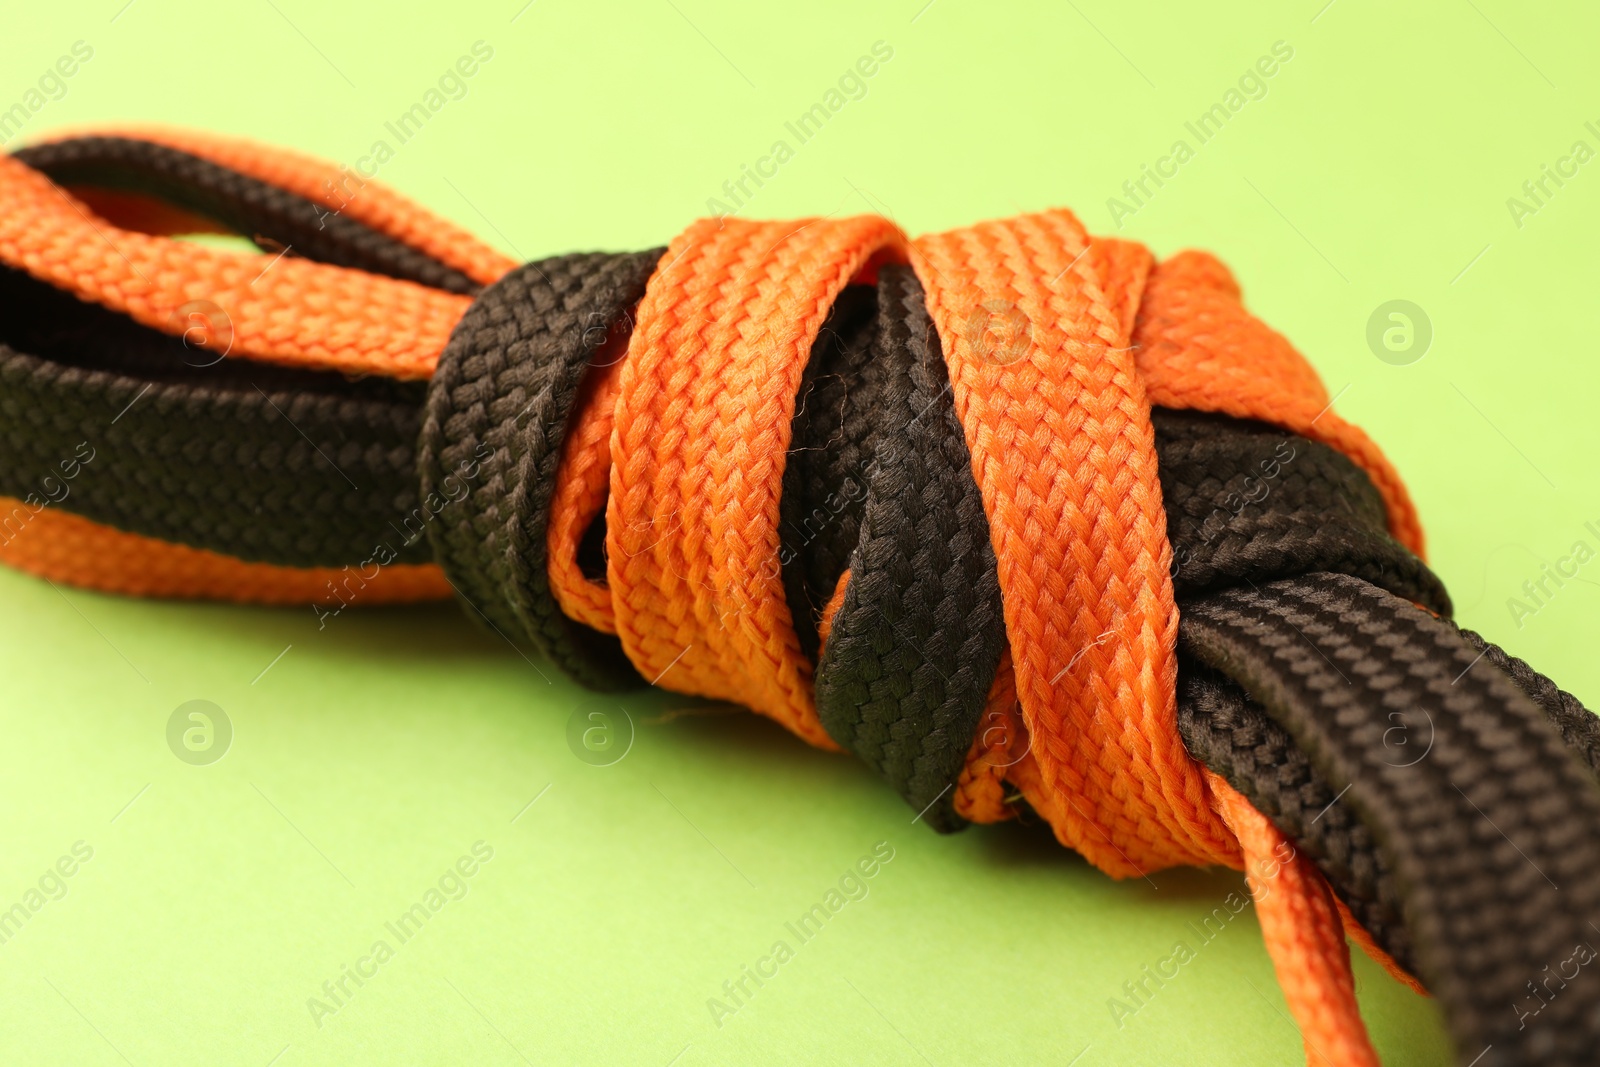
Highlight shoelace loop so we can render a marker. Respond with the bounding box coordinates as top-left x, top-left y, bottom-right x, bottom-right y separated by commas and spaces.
10, 128, 1600, 1066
